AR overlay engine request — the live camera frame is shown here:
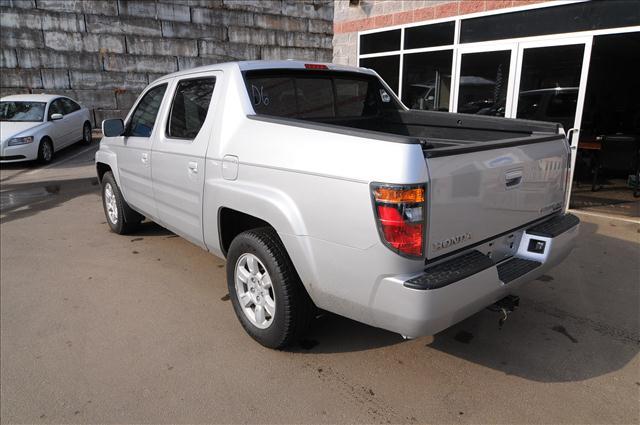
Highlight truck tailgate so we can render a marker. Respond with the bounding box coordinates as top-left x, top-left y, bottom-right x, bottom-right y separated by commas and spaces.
425, 135, 568, 259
